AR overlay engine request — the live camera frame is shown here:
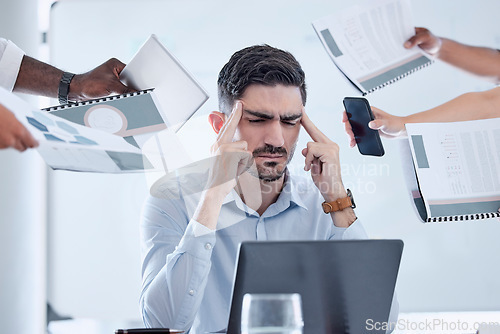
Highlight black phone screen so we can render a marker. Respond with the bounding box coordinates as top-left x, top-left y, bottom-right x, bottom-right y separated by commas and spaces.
343, 97, 385, 156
